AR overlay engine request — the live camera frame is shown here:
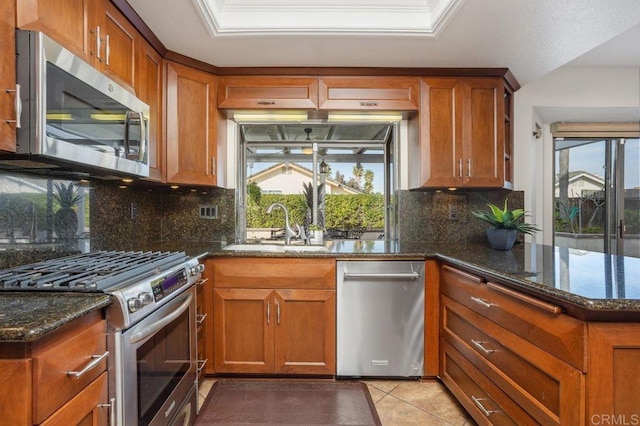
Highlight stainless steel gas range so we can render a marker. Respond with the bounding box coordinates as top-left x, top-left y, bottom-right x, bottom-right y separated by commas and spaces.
0, 250, 205, 426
